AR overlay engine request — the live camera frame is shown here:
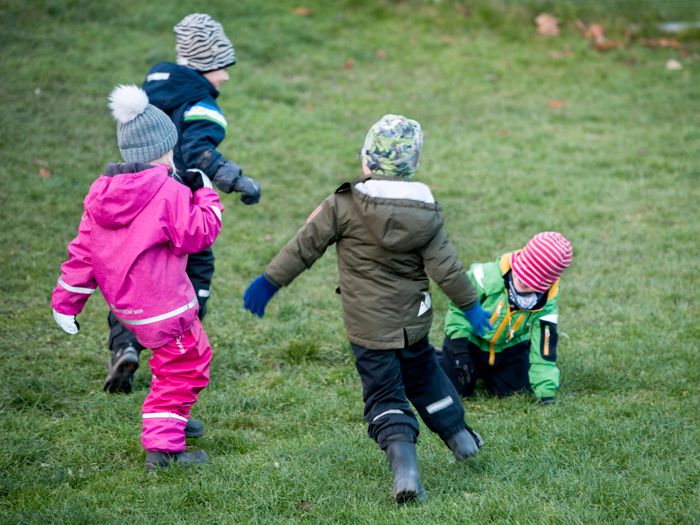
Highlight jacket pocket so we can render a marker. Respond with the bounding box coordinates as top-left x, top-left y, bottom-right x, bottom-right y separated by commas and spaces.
539, 320, 558, 362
